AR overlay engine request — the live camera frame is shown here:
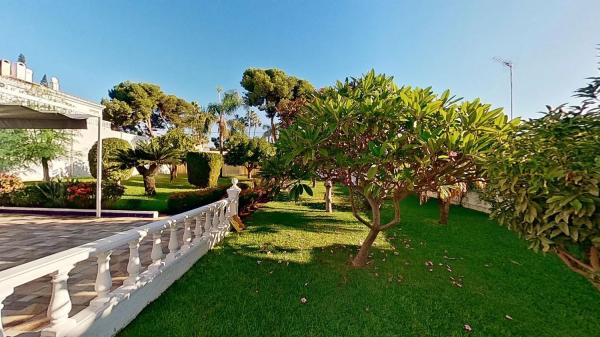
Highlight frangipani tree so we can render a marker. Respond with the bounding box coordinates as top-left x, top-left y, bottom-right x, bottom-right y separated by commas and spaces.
282, 70, 512, 267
